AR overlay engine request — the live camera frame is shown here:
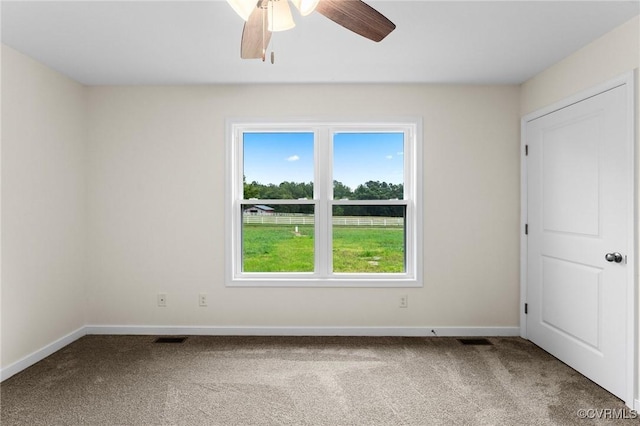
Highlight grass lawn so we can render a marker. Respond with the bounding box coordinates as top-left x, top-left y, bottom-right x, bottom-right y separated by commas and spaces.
243, 225, 315, 272
242, 224, 404, 273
